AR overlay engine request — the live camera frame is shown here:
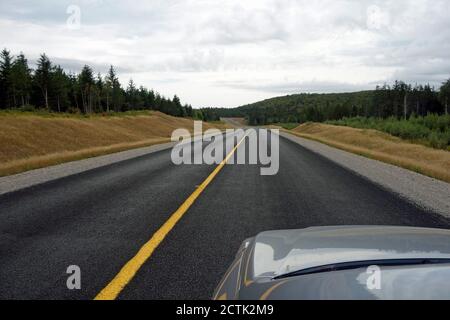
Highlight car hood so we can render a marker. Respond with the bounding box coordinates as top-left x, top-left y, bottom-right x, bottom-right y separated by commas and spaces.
251, 226, 450, 279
